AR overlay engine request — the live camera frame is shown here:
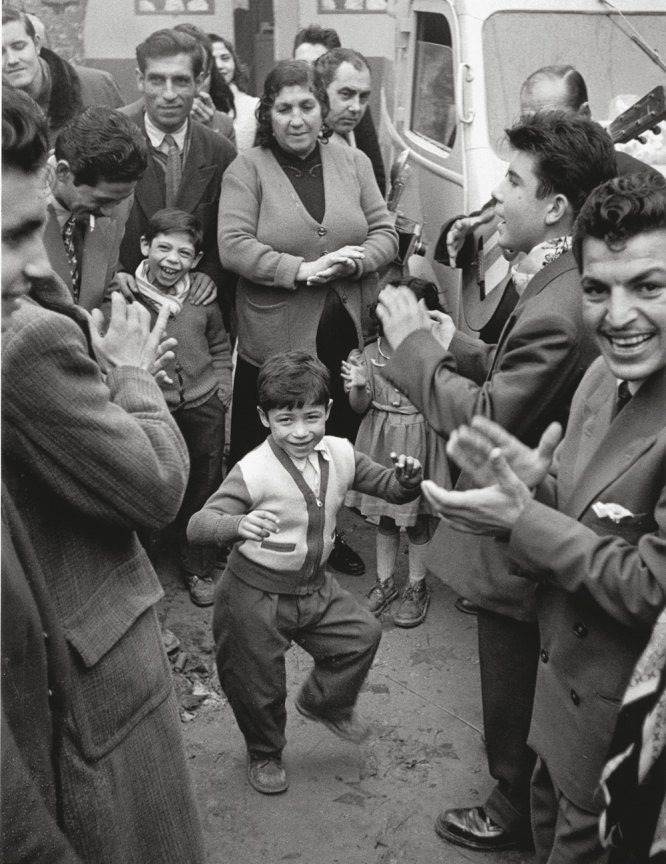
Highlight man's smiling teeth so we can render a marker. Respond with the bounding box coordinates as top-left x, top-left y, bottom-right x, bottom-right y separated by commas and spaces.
605, 333, 653, 348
